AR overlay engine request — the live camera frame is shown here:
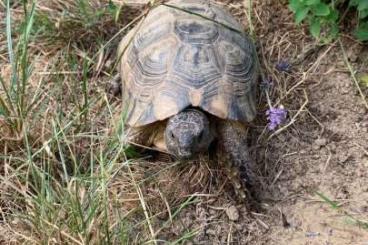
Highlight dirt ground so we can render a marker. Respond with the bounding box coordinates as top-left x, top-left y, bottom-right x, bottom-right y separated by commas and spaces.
1, 0, 368, 244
